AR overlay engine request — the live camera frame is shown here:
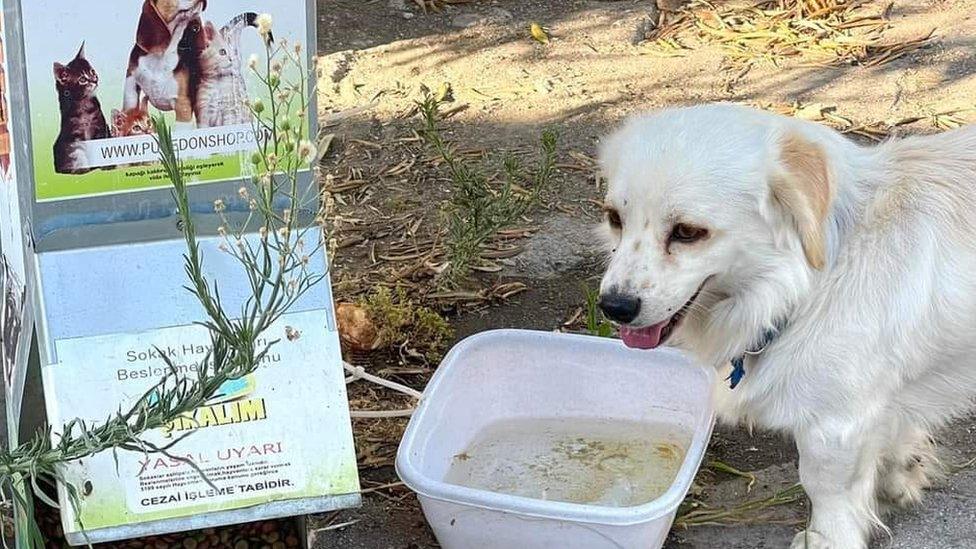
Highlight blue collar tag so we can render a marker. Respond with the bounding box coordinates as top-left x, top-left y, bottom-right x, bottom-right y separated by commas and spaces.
727, 327, 782, 389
